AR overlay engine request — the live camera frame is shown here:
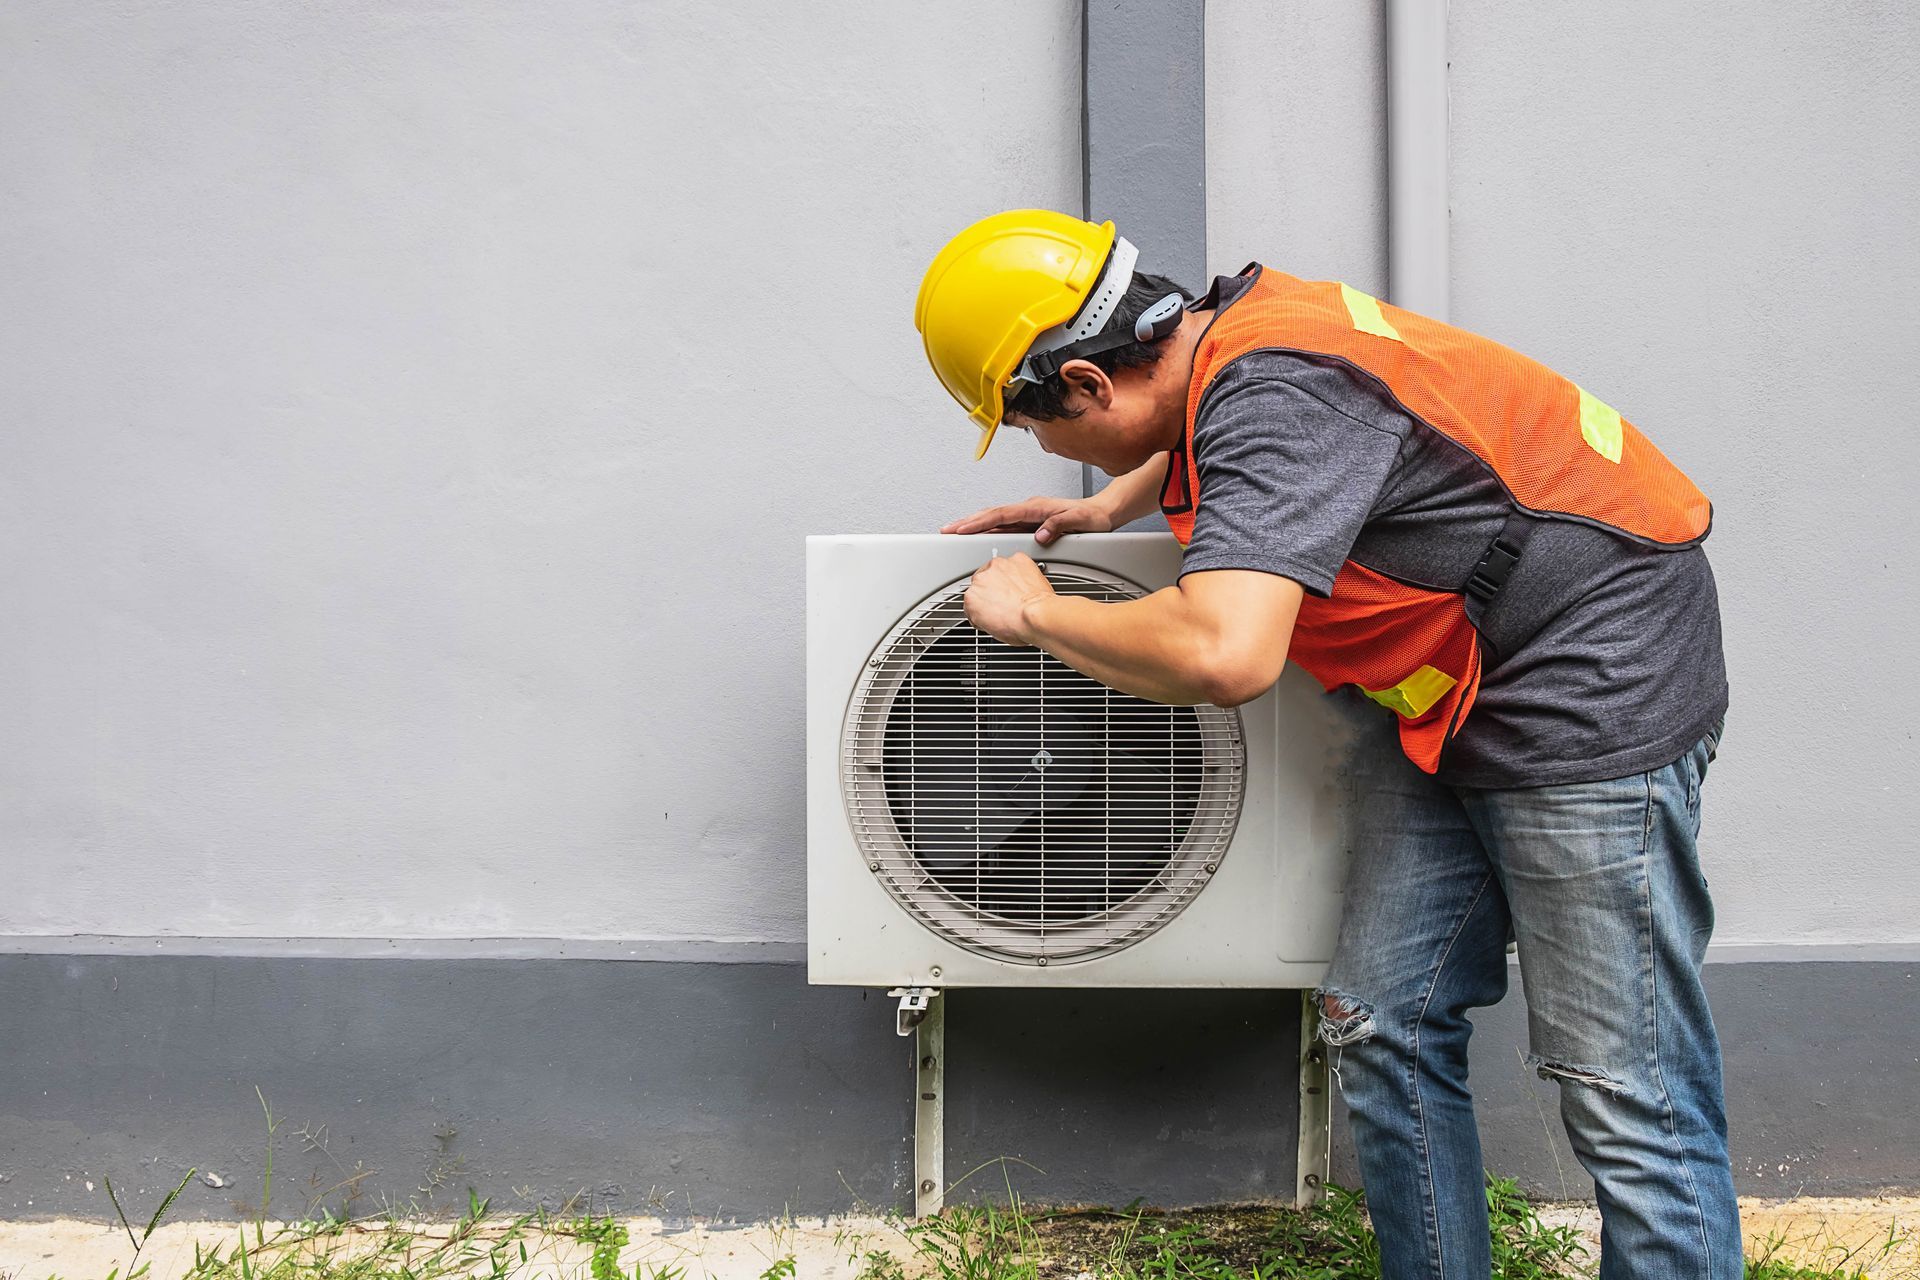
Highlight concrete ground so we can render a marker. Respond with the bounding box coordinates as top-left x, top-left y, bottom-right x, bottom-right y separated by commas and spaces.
3, 1198, 1916, 1280
0, 1212, 890, 1280
1539, 1196, 1920, 1276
